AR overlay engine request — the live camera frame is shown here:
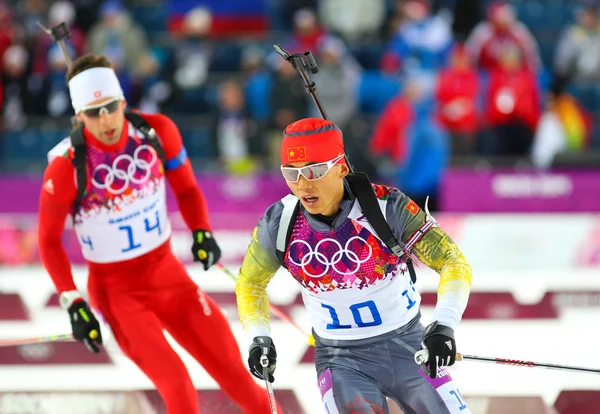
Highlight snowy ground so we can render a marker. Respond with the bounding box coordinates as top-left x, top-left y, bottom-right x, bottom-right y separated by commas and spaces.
1, 265, 599, 413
